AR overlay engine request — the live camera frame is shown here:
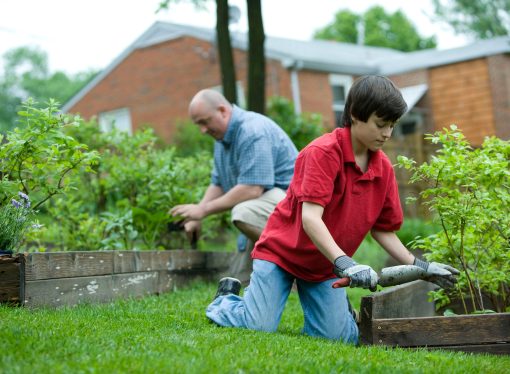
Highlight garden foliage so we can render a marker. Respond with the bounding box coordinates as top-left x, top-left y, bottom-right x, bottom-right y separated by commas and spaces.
398, 125, 510, 313
31, 120, 226, 251
266, 96, 325, 150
